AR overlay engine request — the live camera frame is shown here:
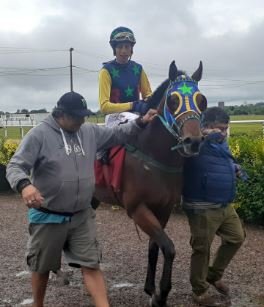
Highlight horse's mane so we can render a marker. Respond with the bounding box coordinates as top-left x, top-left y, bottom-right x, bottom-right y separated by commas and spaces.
147, 79, 169, 109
